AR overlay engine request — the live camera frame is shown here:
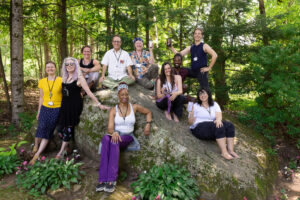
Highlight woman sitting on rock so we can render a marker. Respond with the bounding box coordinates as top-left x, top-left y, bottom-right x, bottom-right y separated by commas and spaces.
156, 62, 185, 122
30, 61, 62, 165
188, 88, 239, 160
96, 83, 152, 193
55, 57, 110, 159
